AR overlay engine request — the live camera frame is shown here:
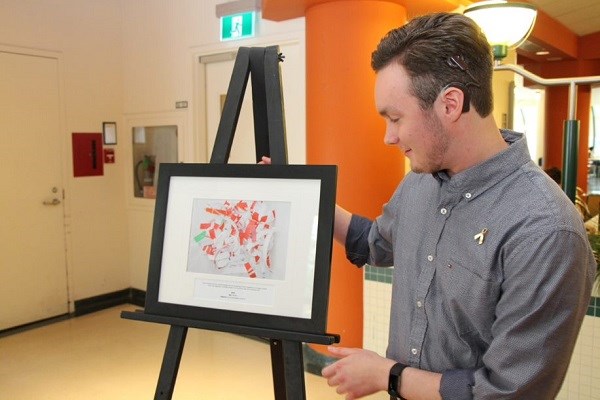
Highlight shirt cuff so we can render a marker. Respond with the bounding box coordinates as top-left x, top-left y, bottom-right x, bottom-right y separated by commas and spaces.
345, 214, 372, 267
439, 369, 475, 400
